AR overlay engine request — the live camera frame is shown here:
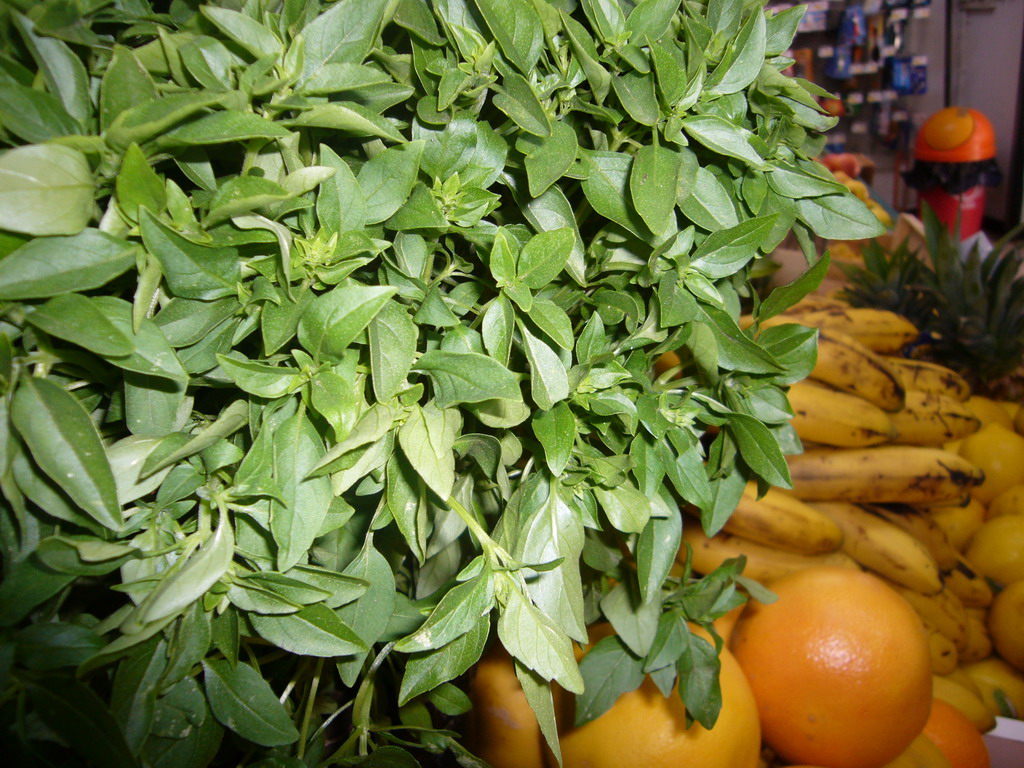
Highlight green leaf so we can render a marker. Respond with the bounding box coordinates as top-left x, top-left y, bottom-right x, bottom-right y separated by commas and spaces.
0, 80, 79, 143
398, 614, 489, 704
0, 228, 136, 300
394, 572, 493, 652
728, 412, 791, 488
250, 604, 367, 657
611, 70, 660, 126
681, 167, 739, 230
286, 102, 404, 143
0, 144, 94, 235
795, 194, 887, 240
532, 402, 575, 476
521, 326, 569, 410
706, 6, 766, 96
139, 209, 240, 299
125, 512, 234, 630
681, 115, 766, 169
117, 143, 167, 220
415, 350, 523, 408
216, 354, 303, 399
574, 635, 644, 725
582, 151, 648, 237
497, 586, 583, 693
472, 0, 545, 74
11, 377, 121, 531
202, 660, 299, 747
298, 283, 397, 362
270, 413, 333, 572
357, 141, 425, 224
630, 143, 681, 235
398, 403, 461, 501
299, 0, 392, 85
518, 228, 575, 290
369, 300, 418, 402
520, 122, 579, 197
13, 12, 91, 123
199, 6, 282, 59
493, 71, 551, 137
688, 216, 776, 279
25, 675, 137, 768
594, 483, 651, 534
24, 294, 134, 357
758, 252, 830, 320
